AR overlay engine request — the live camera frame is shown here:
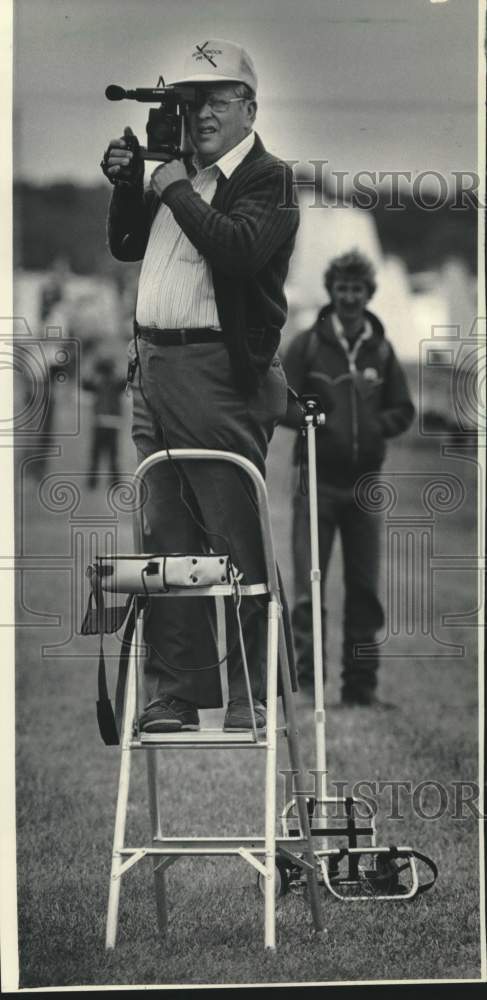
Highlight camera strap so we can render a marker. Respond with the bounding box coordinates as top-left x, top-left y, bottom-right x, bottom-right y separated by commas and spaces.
81, 569, 140, 745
